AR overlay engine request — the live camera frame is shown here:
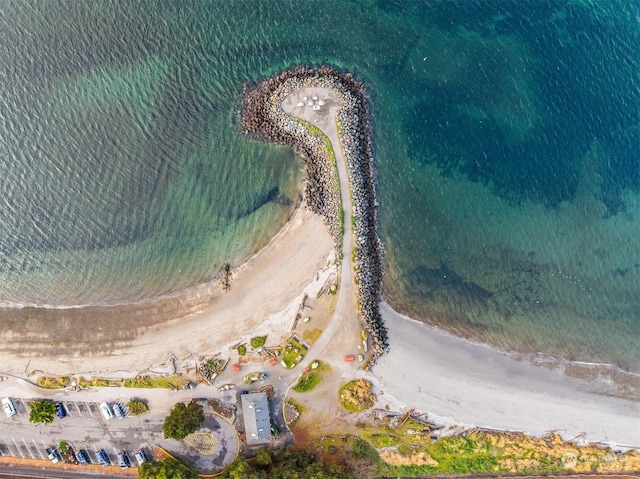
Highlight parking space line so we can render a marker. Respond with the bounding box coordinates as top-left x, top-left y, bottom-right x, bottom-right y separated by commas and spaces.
2, 436, 14, 457
12, 437, 24, 458
87, 403, 95, 416
22, 438, 35, 459
74, 402, 82, 416
32, 439, 45, 459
